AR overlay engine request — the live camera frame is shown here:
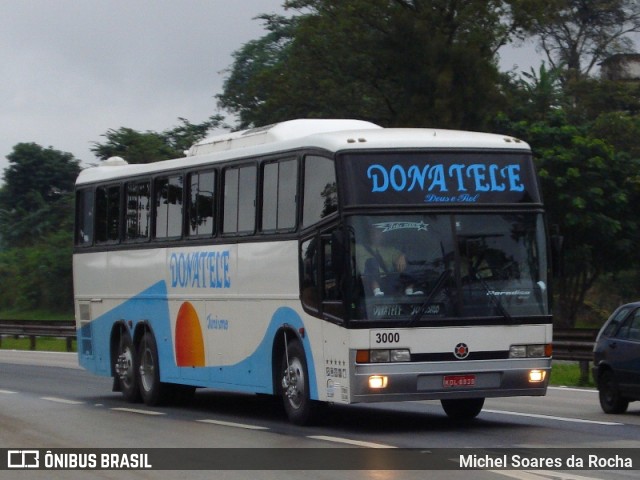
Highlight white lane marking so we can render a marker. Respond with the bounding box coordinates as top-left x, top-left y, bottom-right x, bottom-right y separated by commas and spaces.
0, 389, 17, 394
307, 435, 396, 449
41, 396, 84, 405
491, 469, 606, 480
549, 386, 598, 394
482, 409, 622, 426
196, 419, 269, 430
111, 407, 165, 416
